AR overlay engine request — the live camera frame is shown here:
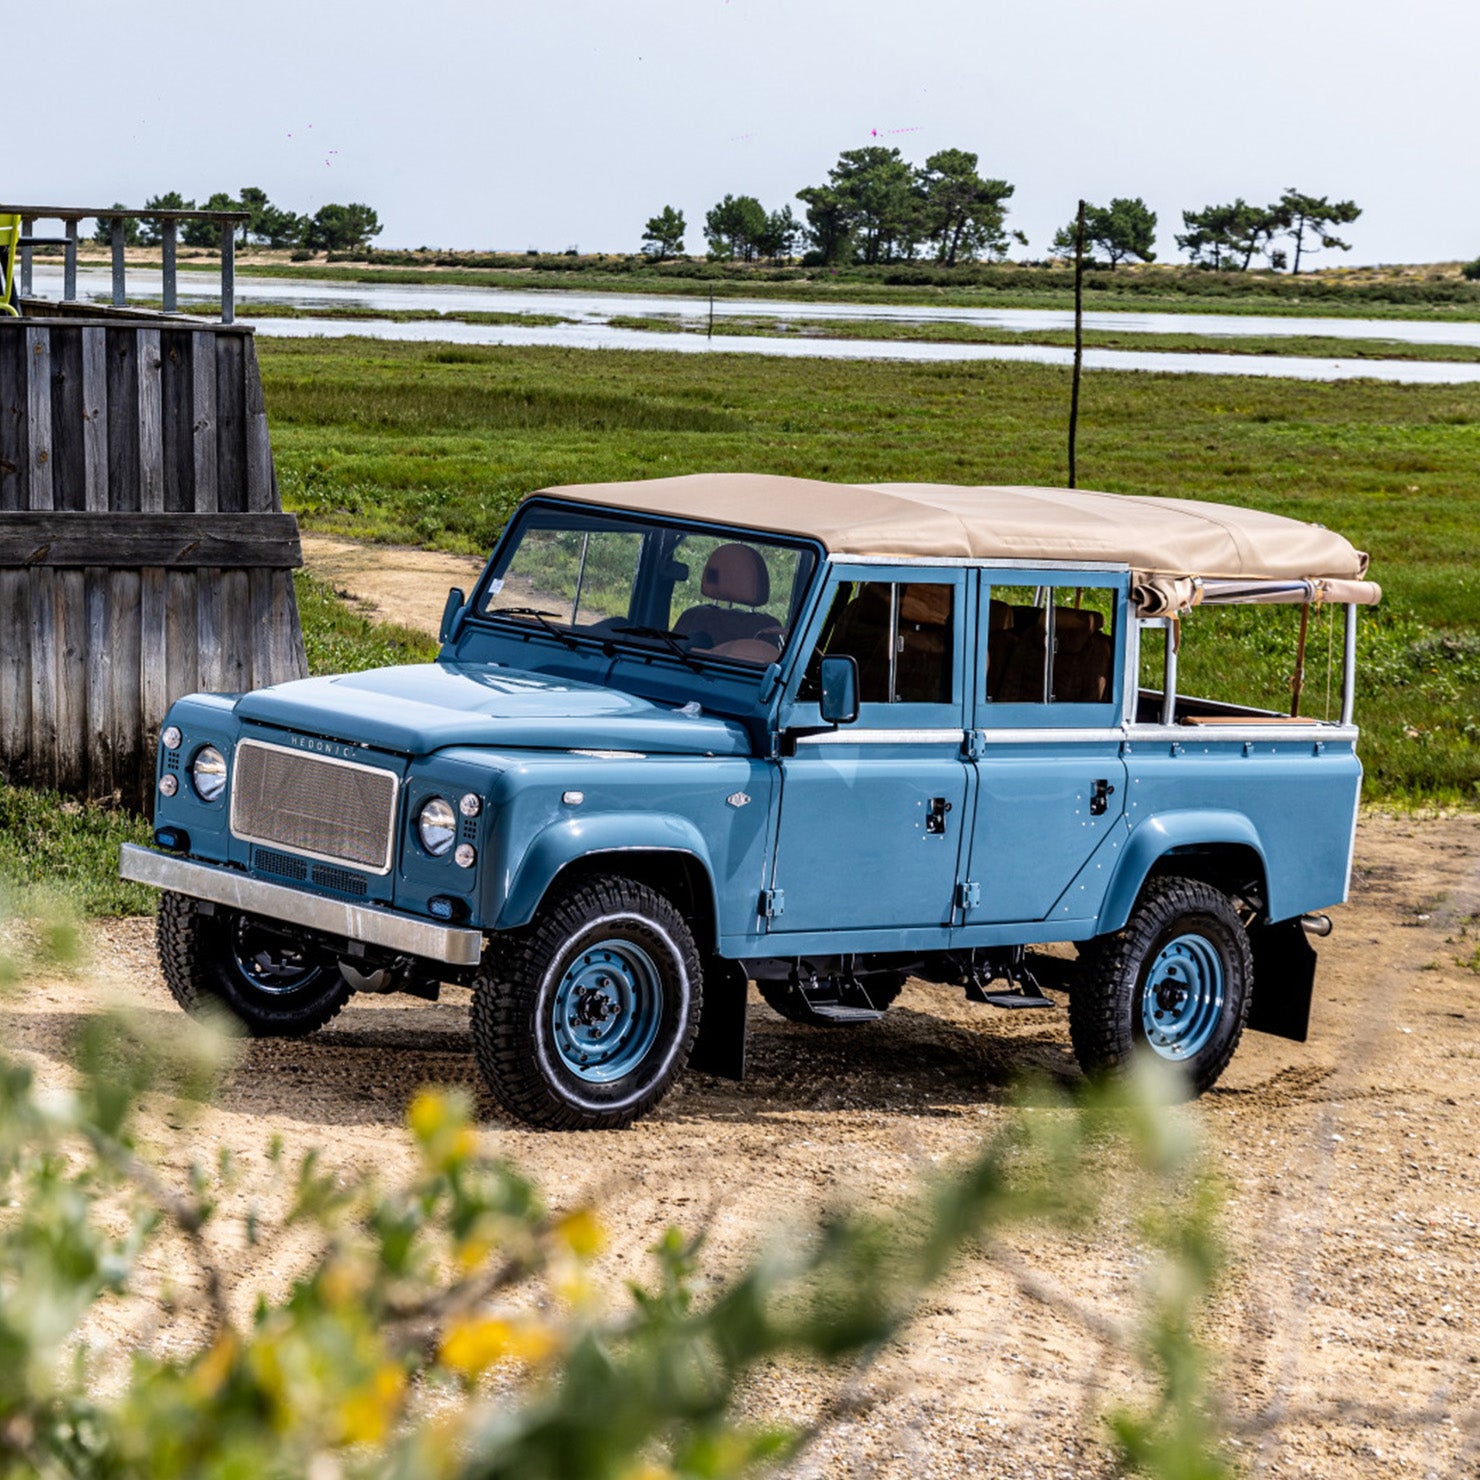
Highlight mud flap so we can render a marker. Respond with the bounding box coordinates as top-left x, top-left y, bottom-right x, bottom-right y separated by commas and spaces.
1247, 918, 1317, 1043
689, 959, 747, 1081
